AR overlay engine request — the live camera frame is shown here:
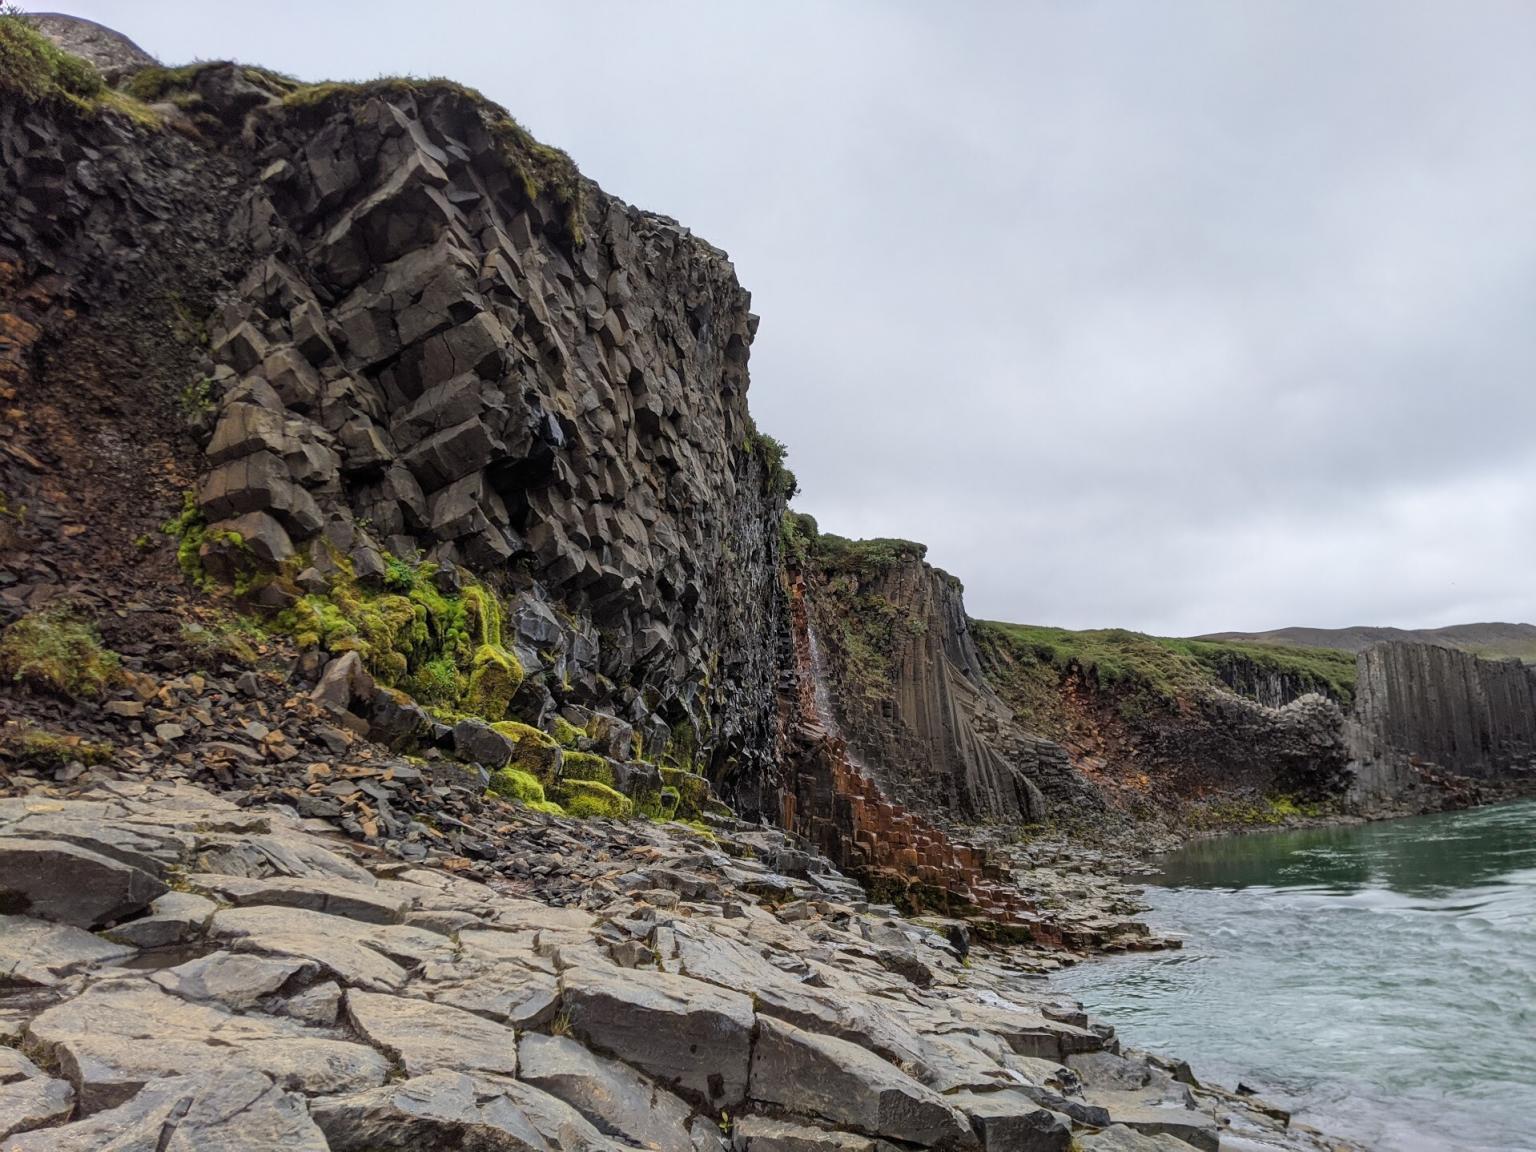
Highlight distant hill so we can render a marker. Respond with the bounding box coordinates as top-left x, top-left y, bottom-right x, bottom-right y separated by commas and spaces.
1194, 622, 1536, 662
